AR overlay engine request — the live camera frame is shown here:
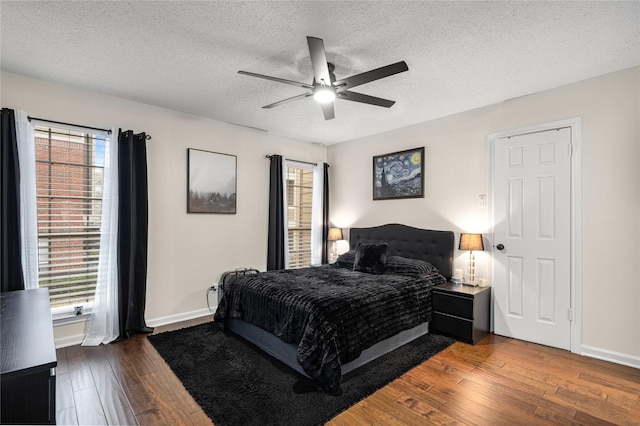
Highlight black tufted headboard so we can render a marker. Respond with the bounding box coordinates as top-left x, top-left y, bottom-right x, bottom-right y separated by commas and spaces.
349, 224, 454, 280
